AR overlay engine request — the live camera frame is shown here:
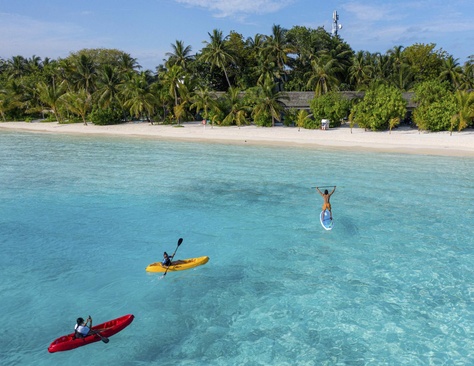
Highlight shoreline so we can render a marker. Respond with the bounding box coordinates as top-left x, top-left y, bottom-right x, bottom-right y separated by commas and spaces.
1, 121, 474, 157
